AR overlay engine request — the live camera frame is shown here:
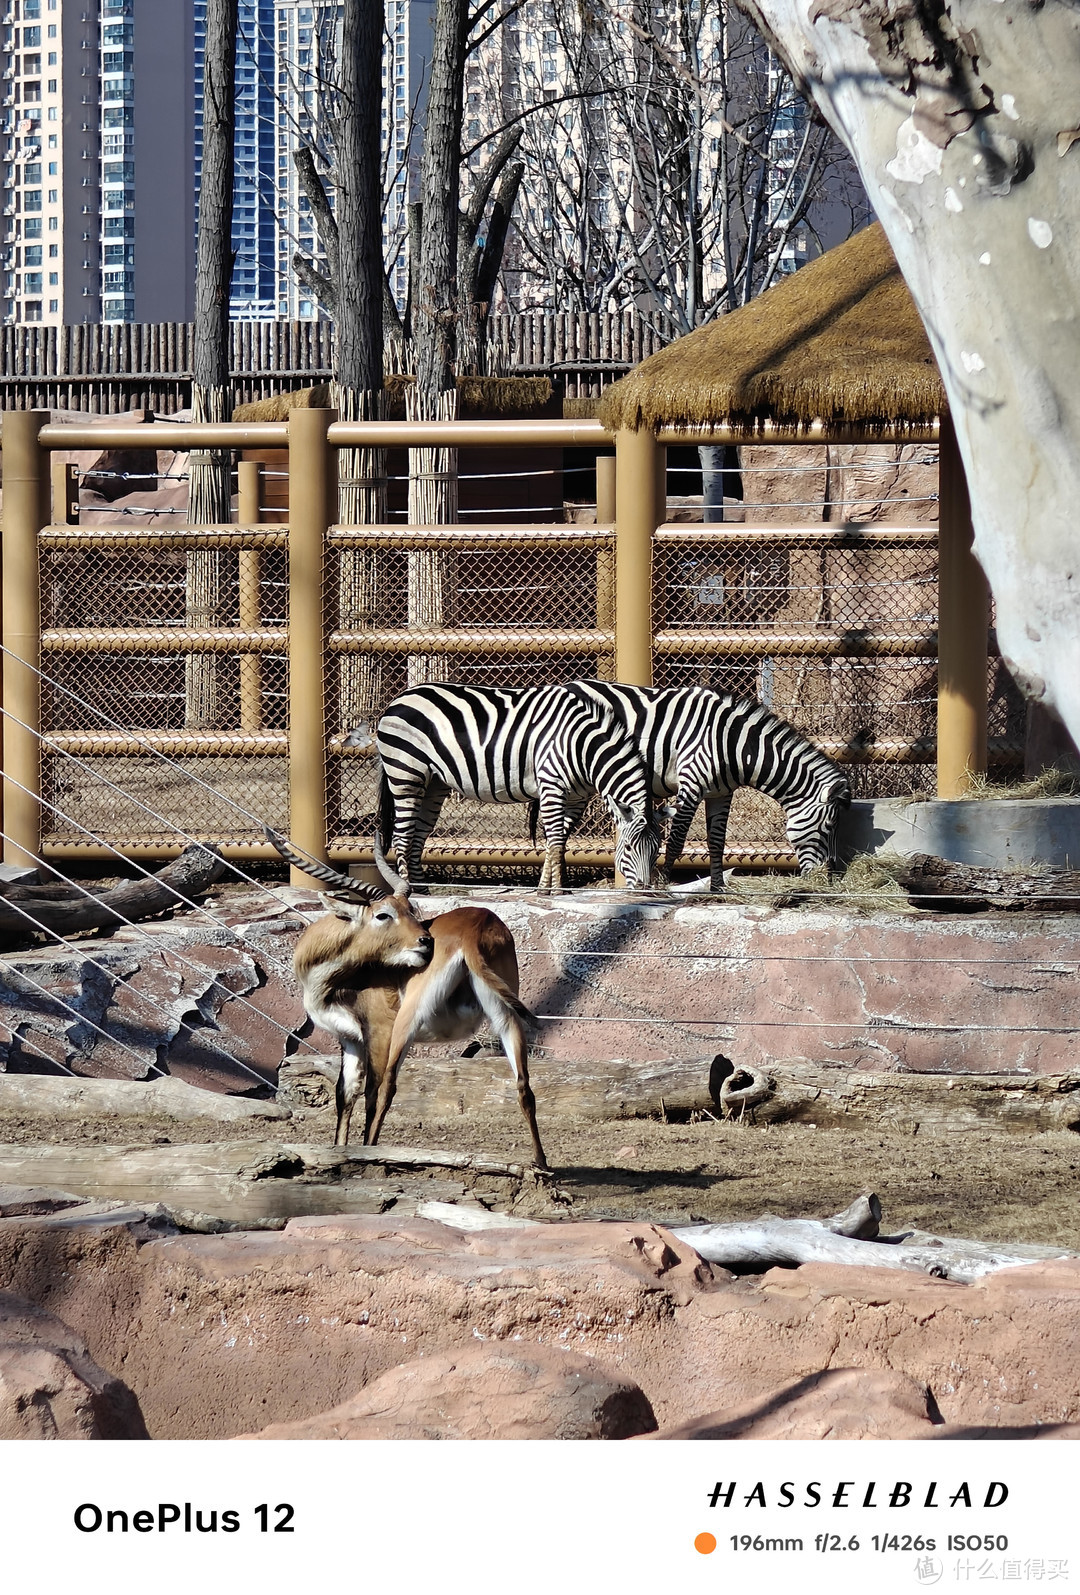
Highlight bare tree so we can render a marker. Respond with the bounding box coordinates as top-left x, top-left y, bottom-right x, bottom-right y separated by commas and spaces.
483, 0, 866, 323
728, 0, 1080, 750
187, 0, 238, 729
